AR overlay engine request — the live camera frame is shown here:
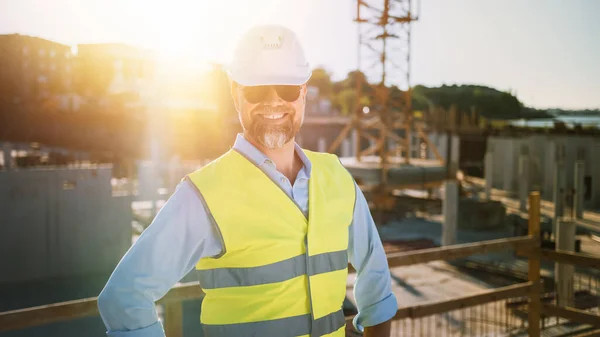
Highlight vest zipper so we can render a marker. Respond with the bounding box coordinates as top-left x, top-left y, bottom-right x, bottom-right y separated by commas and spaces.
305, 235, 315, 336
